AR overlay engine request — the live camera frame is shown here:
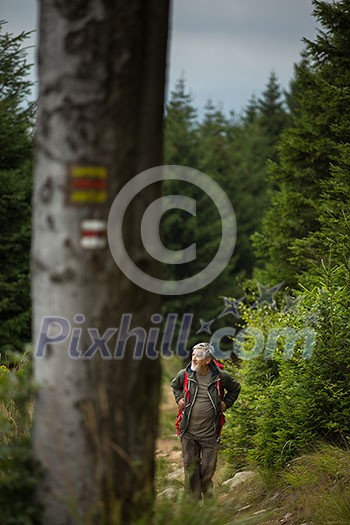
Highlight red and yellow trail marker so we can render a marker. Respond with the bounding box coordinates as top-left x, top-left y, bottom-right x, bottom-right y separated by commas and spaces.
67, 165, 108, 205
